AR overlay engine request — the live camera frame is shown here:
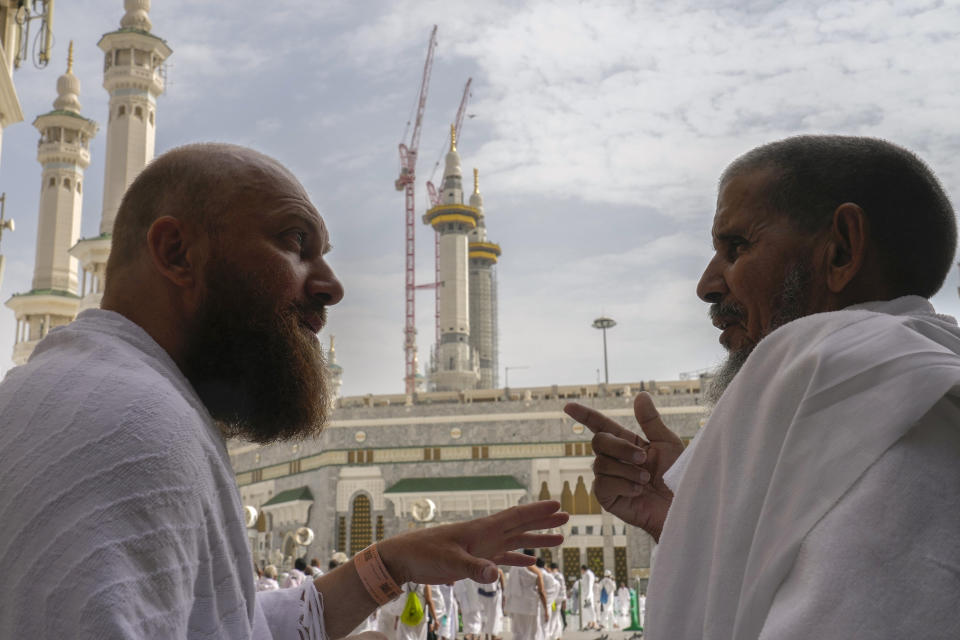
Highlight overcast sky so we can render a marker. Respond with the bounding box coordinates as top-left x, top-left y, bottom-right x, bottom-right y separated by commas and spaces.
2, 0, 960, 395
